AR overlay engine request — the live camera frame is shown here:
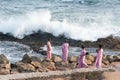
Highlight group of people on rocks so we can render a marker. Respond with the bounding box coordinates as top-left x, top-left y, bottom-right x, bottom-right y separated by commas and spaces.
46, 38, 103, 68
